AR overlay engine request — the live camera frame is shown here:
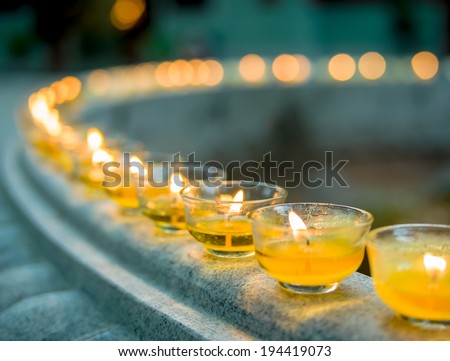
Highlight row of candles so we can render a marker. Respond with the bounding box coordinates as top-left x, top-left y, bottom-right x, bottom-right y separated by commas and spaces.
22, 67, 450, 329
84, 51, 443, 101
